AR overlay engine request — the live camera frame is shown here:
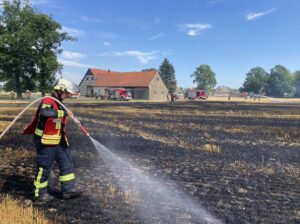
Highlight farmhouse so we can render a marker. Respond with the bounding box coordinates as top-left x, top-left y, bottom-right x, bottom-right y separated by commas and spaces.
79, 68, 169, 101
